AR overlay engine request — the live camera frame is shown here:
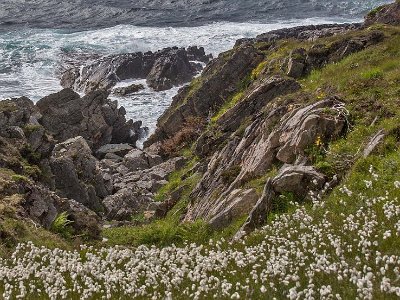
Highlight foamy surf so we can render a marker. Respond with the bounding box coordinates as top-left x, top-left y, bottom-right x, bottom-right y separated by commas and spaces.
0, 17, 362, 131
